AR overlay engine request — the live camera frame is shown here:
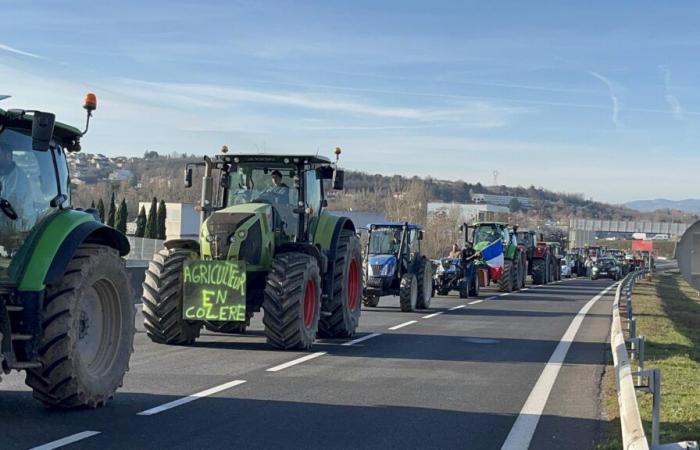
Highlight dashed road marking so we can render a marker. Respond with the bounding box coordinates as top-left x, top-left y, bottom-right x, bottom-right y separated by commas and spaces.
138, 380, 248, 415
468, 300, 484, 305
266, 352, 327, 372
486, 296, 499, 300
422, 311, 443, 319
31, 431, 101, 450
342, 333, 382, 346
521, 288, 529, 291
449, 305, 466, 311
388, 320, 418, 330
500, 283, 617, 450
